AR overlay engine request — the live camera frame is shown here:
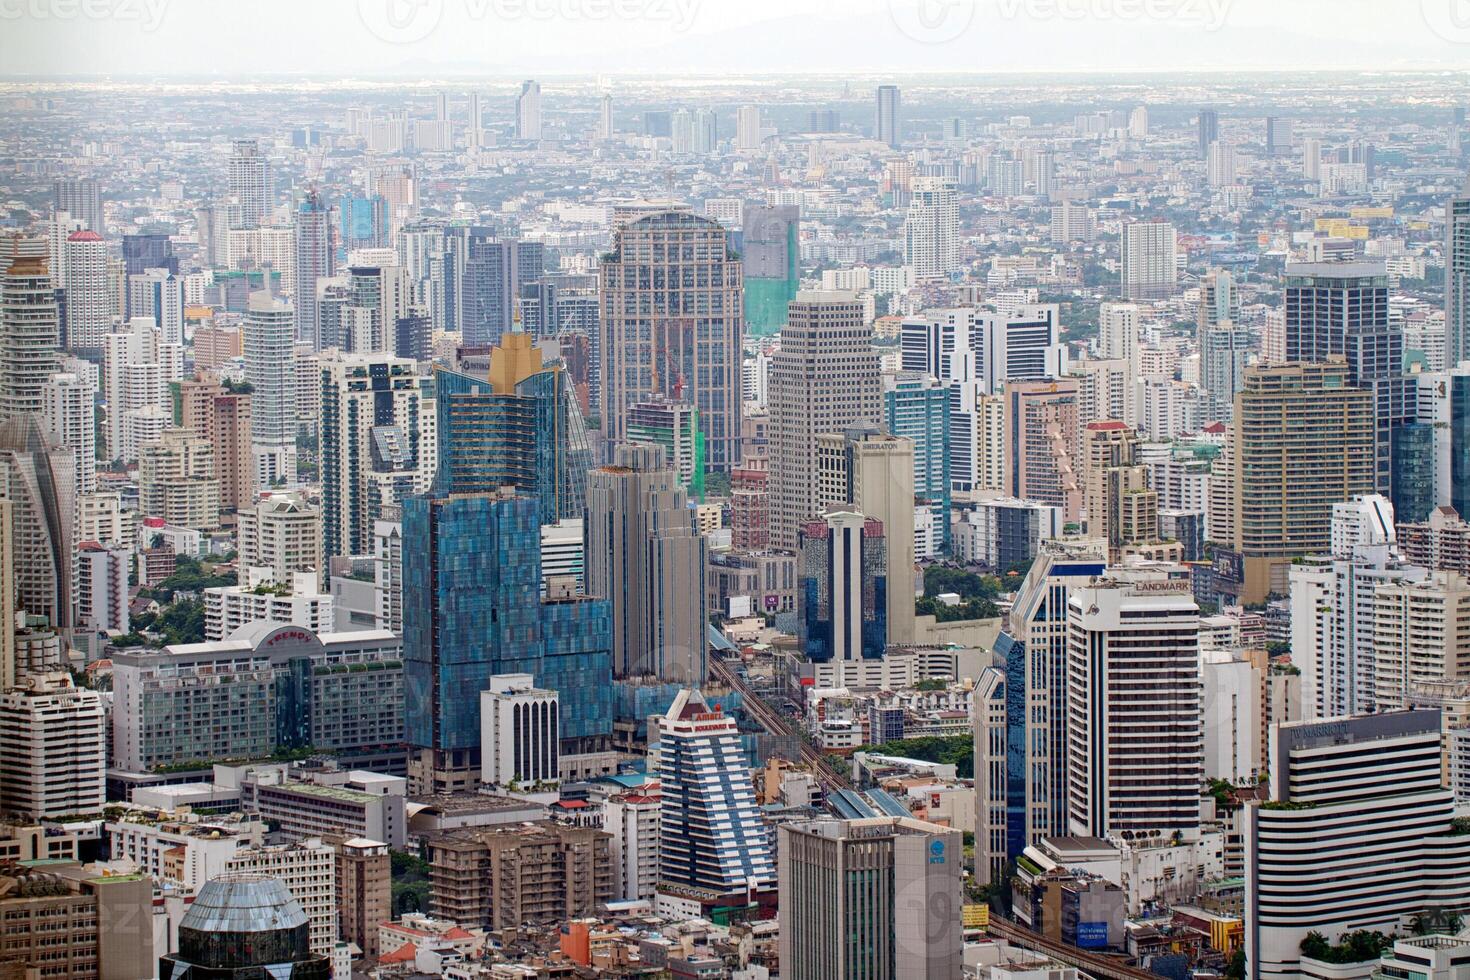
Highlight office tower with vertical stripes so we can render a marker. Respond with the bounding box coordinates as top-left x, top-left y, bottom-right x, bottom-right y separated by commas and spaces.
599, 210, 744, 470
294, 190, 334, 348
